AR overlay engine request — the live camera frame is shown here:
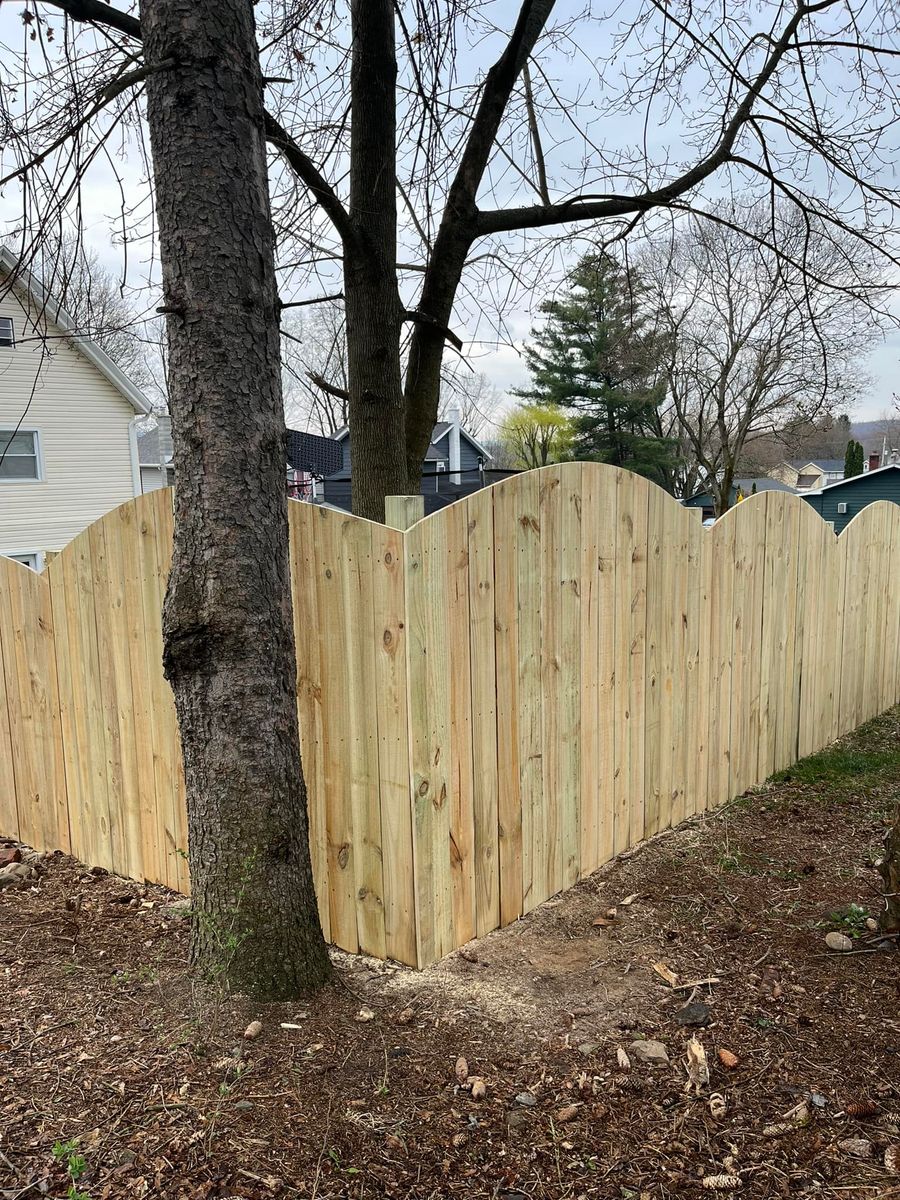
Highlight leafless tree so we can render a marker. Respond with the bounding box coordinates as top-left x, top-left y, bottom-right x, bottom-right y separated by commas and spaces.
4, 0, 900, 988
645, 203, 885, 515
282, 302, 348, 434
438, 371, 504, 439
4, 0, 900, 519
